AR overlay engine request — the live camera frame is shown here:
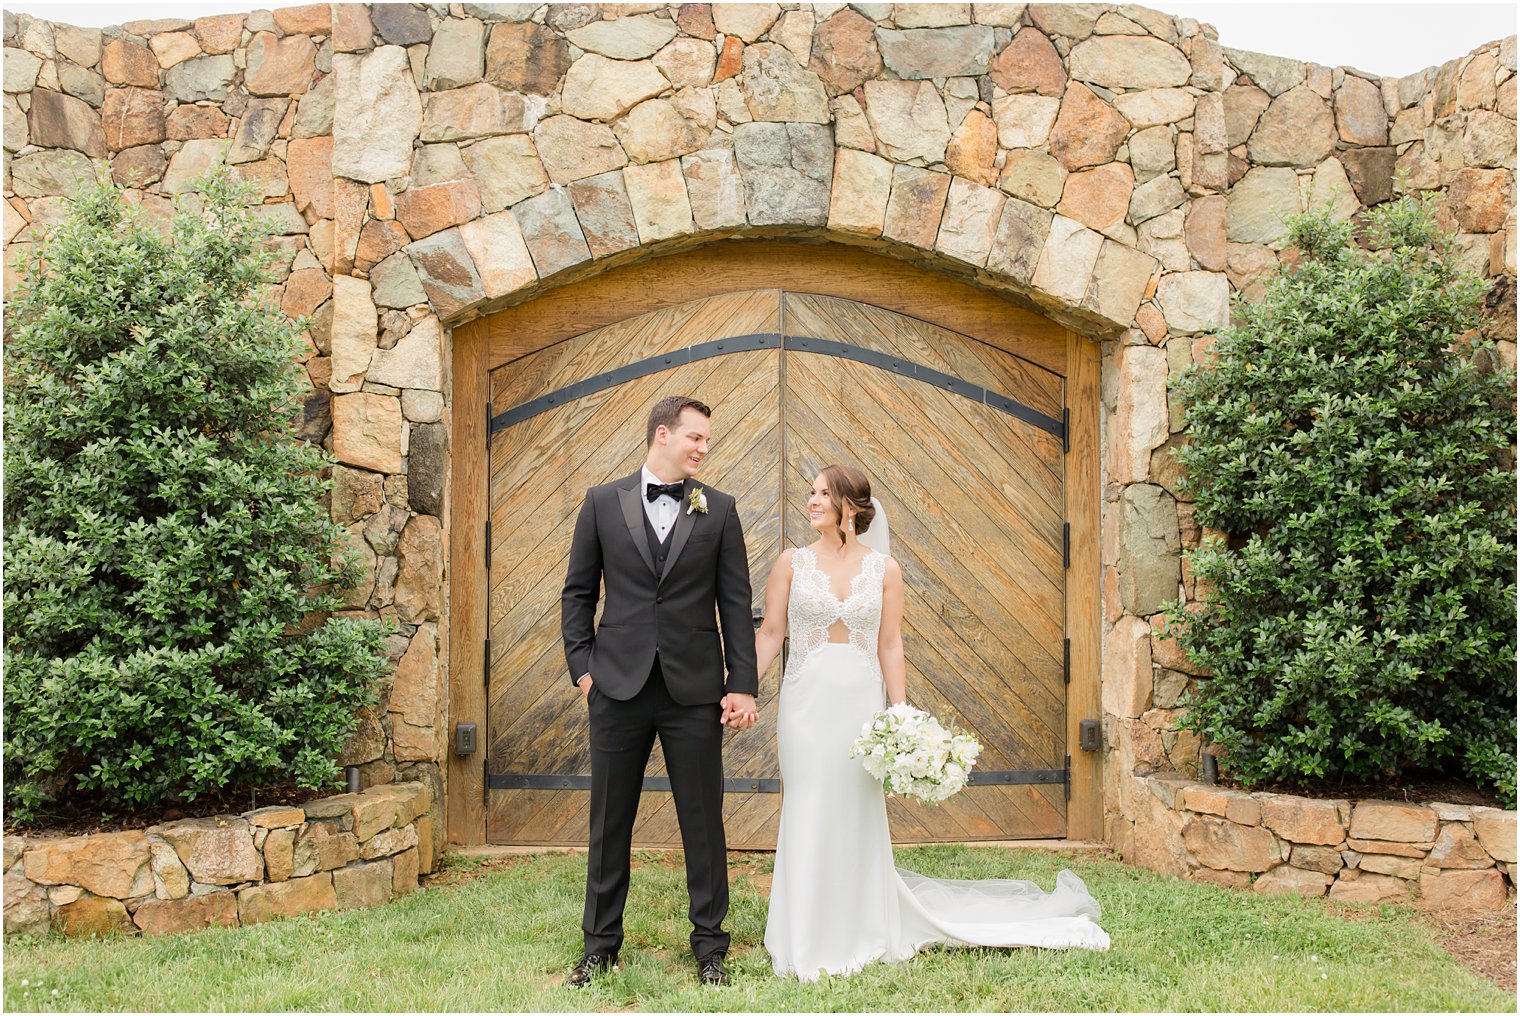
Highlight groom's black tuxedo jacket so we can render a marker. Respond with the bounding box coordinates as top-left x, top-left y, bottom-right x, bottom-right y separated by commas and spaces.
561, 471, 758, 705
